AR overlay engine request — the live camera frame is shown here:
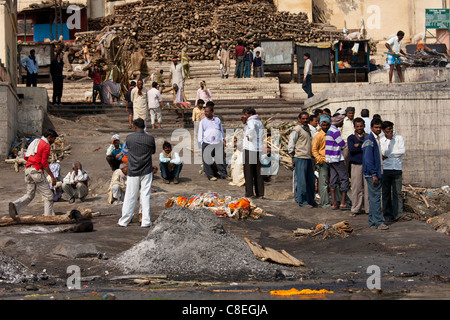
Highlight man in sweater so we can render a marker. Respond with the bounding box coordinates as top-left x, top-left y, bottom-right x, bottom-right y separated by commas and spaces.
362, 117, 388, 230
302, 53, 314, 98
288, 112, 316, 207
347, 117, 369, 216
312, 113, 331, 208
380, 121, 410, 224
325, 113, 350, 210
9, 129, 59, 220
118, 118, 157, 227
